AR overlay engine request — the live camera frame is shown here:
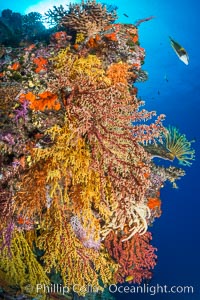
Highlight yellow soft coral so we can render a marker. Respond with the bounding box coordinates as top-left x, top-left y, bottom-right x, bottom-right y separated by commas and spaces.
75, 32, 85, 44
14, 119, 116, 247
51, 47, 110, 84
0, 232, 49, 298
36, 202, 118, 296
